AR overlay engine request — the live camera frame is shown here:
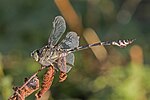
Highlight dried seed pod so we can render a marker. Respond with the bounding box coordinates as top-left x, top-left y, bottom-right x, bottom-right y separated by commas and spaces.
23, 76, 40, 97
9, 76, 39, 100
36, 66, 55, 99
